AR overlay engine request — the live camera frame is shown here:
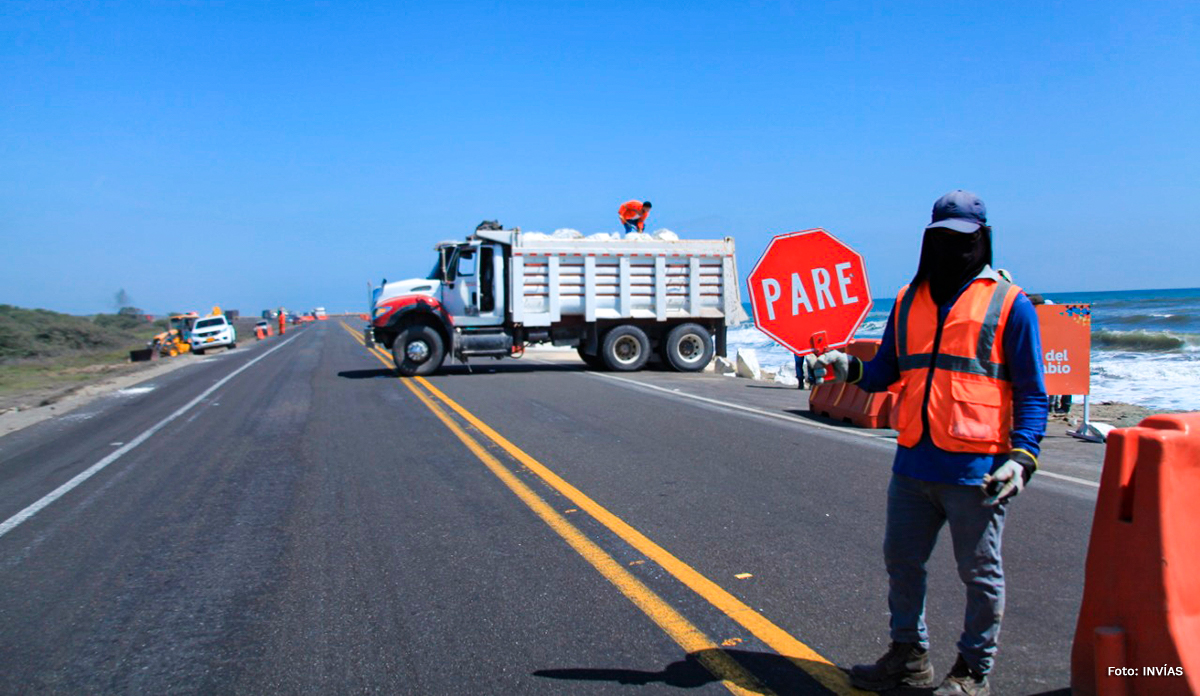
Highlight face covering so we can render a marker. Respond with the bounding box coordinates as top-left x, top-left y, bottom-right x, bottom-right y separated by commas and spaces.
914, 227, 991, 306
